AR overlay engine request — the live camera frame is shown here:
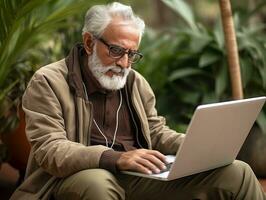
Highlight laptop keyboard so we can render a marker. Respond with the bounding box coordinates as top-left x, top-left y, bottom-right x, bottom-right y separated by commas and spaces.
157, 162, 173, 174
